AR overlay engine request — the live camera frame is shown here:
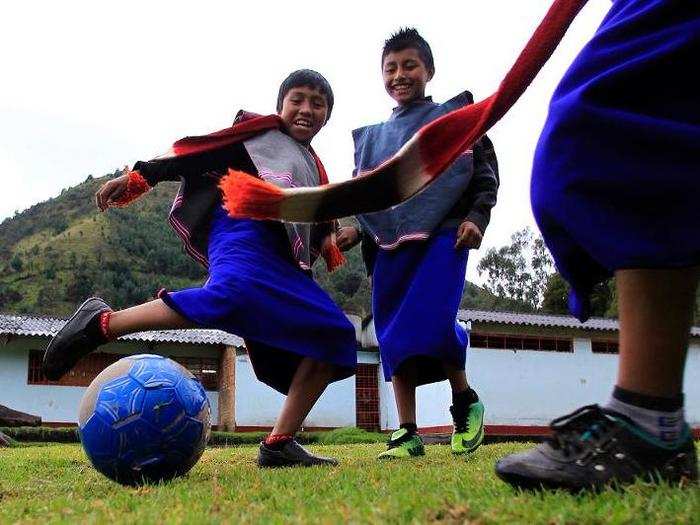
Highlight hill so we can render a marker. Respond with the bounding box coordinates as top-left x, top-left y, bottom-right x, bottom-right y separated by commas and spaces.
0, 173, 514, 318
